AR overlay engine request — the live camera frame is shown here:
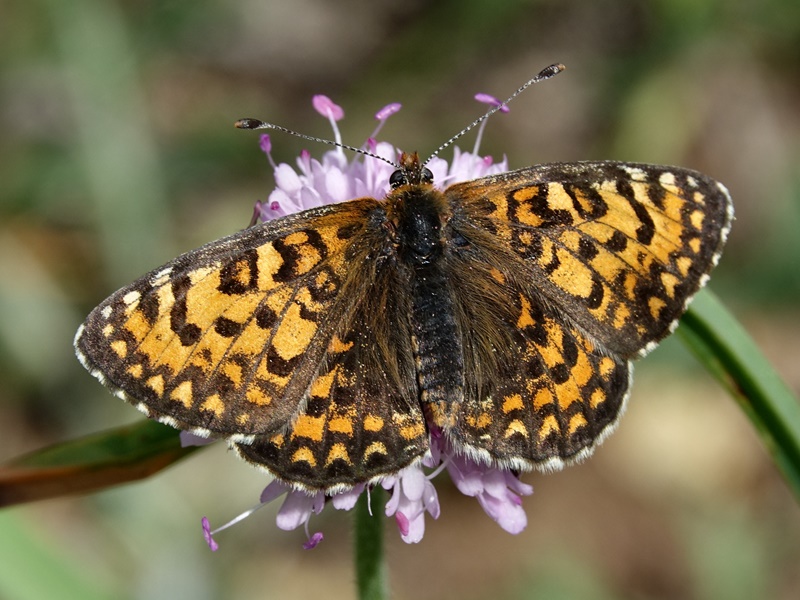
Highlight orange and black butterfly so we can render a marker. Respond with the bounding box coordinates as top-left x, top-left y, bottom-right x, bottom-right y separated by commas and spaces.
75, 65, 733, 492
